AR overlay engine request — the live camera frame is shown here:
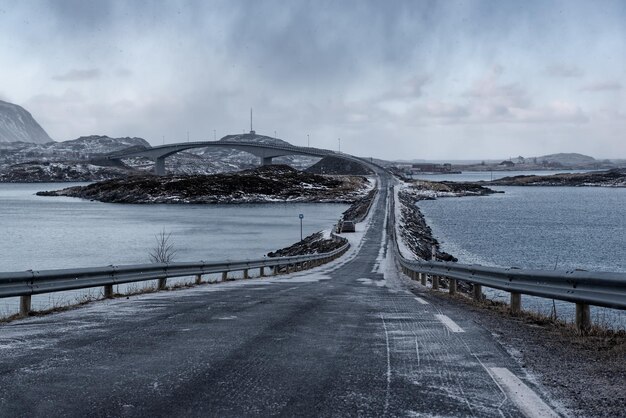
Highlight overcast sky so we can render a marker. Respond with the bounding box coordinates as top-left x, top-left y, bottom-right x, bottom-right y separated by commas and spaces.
1, 0, 625, 160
